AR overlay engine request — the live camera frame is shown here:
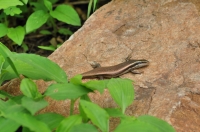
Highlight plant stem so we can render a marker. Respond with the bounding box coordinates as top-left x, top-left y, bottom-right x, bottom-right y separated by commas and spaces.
70, 99, 75, 115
